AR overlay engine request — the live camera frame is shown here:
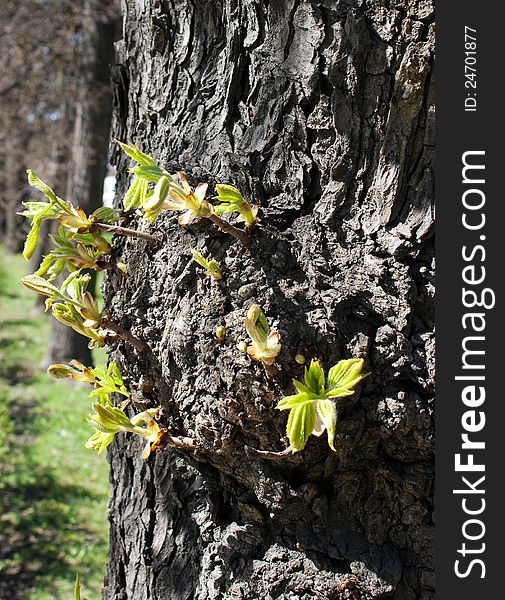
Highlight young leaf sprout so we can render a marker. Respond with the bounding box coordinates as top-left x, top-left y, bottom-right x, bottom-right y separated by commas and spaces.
86, 403, 166, 459
244, 304, 281, 365
117, 141, 252, 245
213, 184, 258, 227
276, 358, 369, 452
20, 170, 160, 259
191, 249, 222, 280
47, 360, 130, 405
21, 271, 147, 351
